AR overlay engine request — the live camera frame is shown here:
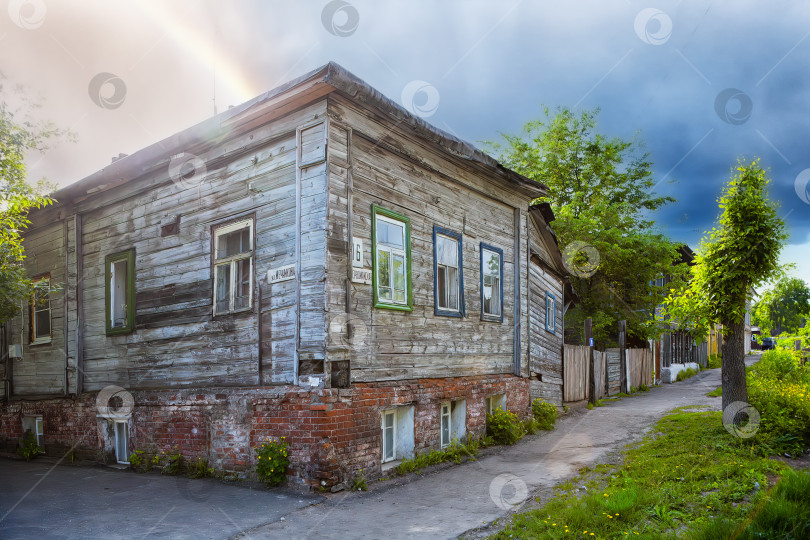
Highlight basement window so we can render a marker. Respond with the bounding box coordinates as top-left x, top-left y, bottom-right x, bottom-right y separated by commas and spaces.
105, 250, 135, 335
433, 227, 464, 317
485, 394, 506, 415
440, 400, 467, 448
381, 405, 415, 464
31, 276, 51, 344
372, 205, 412, 311
213, 219, 254, 316
480, 244, 503, 322
114, 421, 129, 464
22, 415, 44, 449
